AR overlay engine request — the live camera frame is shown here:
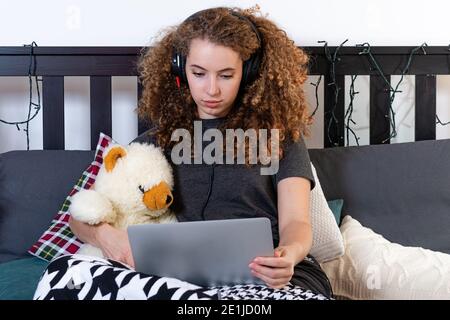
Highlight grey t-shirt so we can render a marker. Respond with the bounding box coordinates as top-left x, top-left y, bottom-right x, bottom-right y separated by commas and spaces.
131, 118, 315, 247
